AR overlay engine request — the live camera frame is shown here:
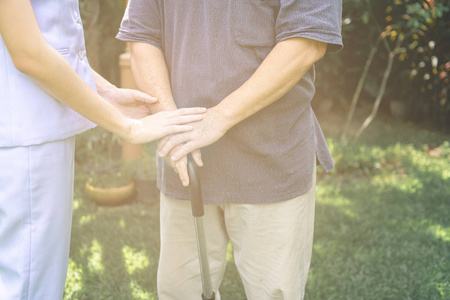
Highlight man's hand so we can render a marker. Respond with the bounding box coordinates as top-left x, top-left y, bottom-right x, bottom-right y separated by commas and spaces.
100, 87, 157, 119
157, 107, 229, 185
157, 139, 203, 186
